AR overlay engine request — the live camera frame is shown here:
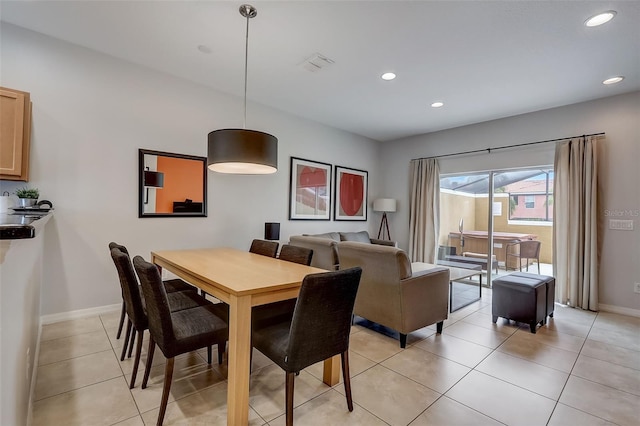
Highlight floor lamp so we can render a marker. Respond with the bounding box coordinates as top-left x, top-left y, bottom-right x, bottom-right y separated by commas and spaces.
373, 198, 397, 240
